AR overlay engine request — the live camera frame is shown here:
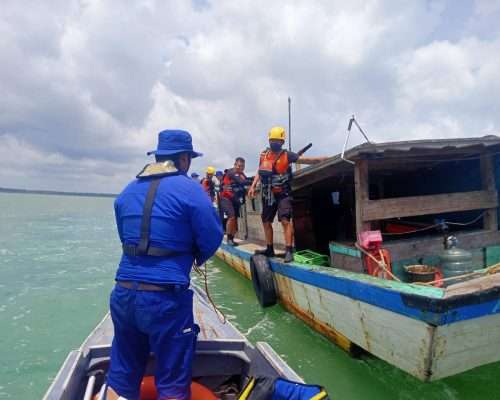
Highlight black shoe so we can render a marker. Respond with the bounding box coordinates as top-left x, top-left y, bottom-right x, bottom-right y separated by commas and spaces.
255, 246, 275, 257
227, 238, 238, 247
284, 247, 294, 263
